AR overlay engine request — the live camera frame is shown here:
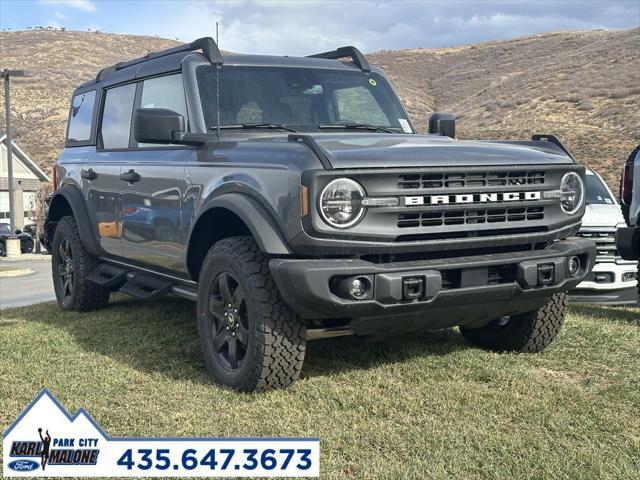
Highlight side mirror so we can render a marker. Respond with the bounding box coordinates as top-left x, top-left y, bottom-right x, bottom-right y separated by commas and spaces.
428, 112, 455, 138
133, 108, 185, 144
